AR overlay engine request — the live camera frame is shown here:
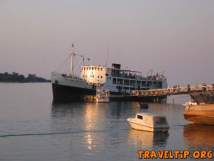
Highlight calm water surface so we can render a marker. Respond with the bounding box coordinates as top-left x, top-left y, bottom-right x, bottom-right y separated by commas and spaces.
0, 83, 213, 161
